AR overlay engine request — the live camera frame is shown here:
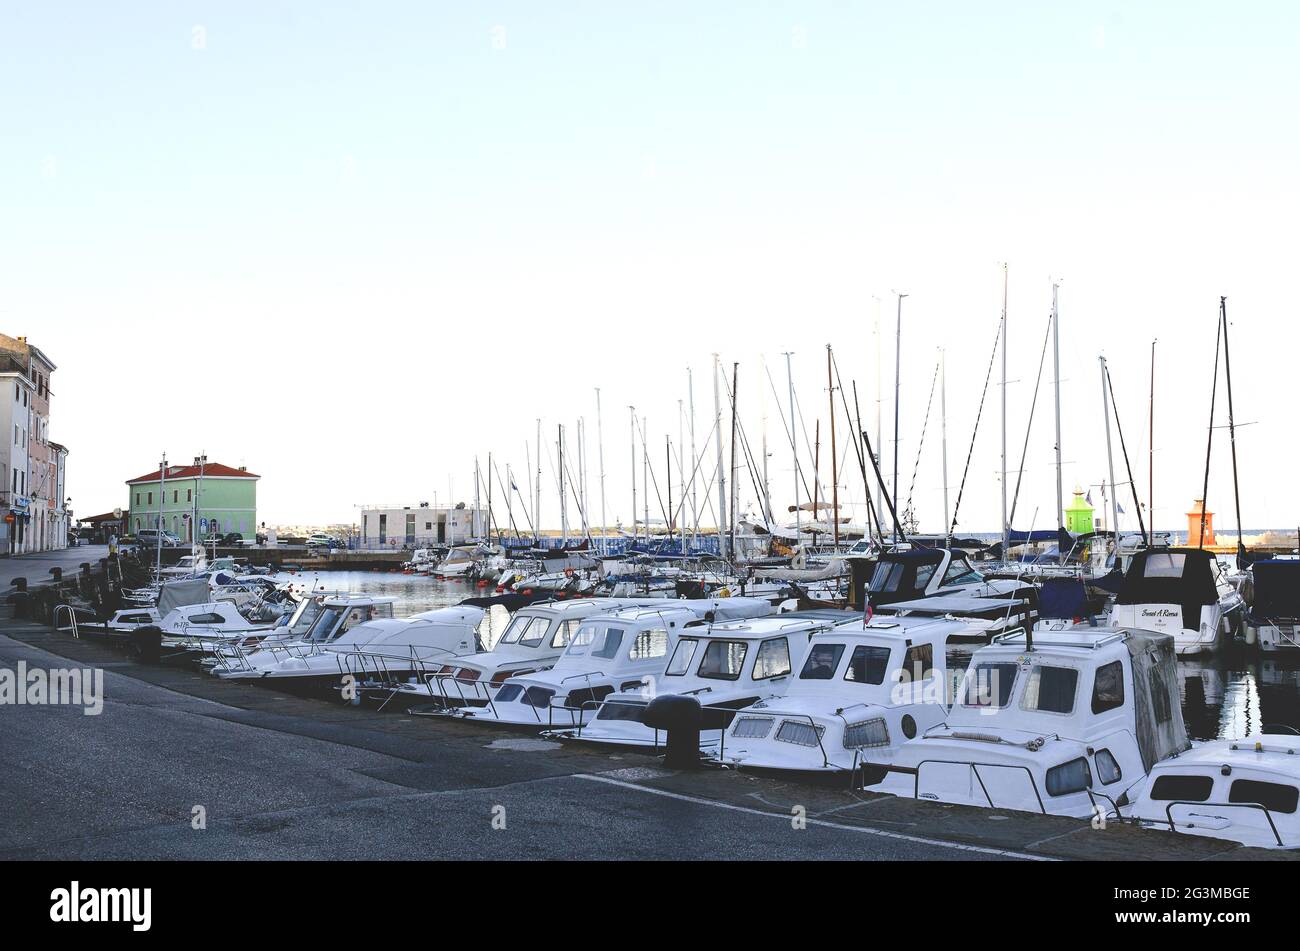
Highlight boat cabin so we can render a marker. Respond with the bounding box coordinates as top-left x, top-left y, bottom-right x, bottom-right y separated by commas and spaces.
300, 596, 398, 644
874, 626, 1190, 818
858, 547, 1007, 609
1246, 560, 1300, 651
1109, 547, 1244, 655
